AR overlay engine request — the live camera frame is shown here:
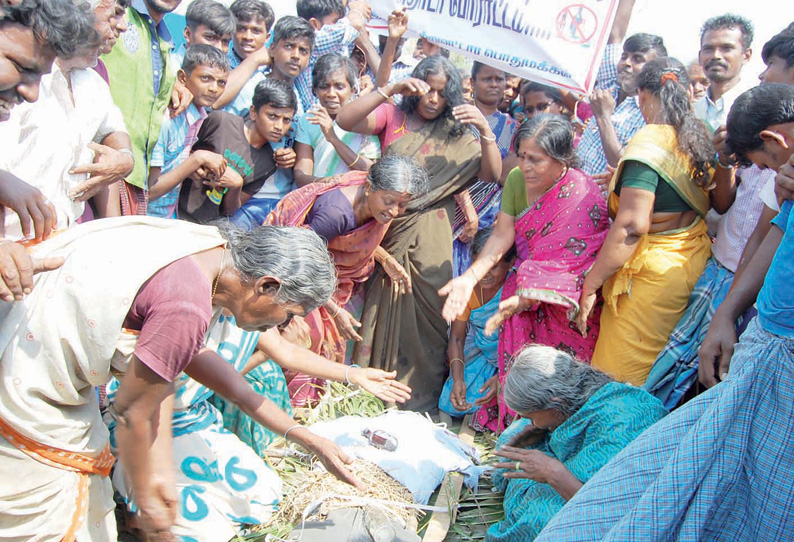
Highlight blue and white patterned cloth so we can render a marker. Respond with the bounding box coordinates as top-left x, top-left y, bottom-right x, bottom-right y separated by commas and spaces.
578, 43, 646, 176
536, 317, 794, 542
106, 315, 283, 542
